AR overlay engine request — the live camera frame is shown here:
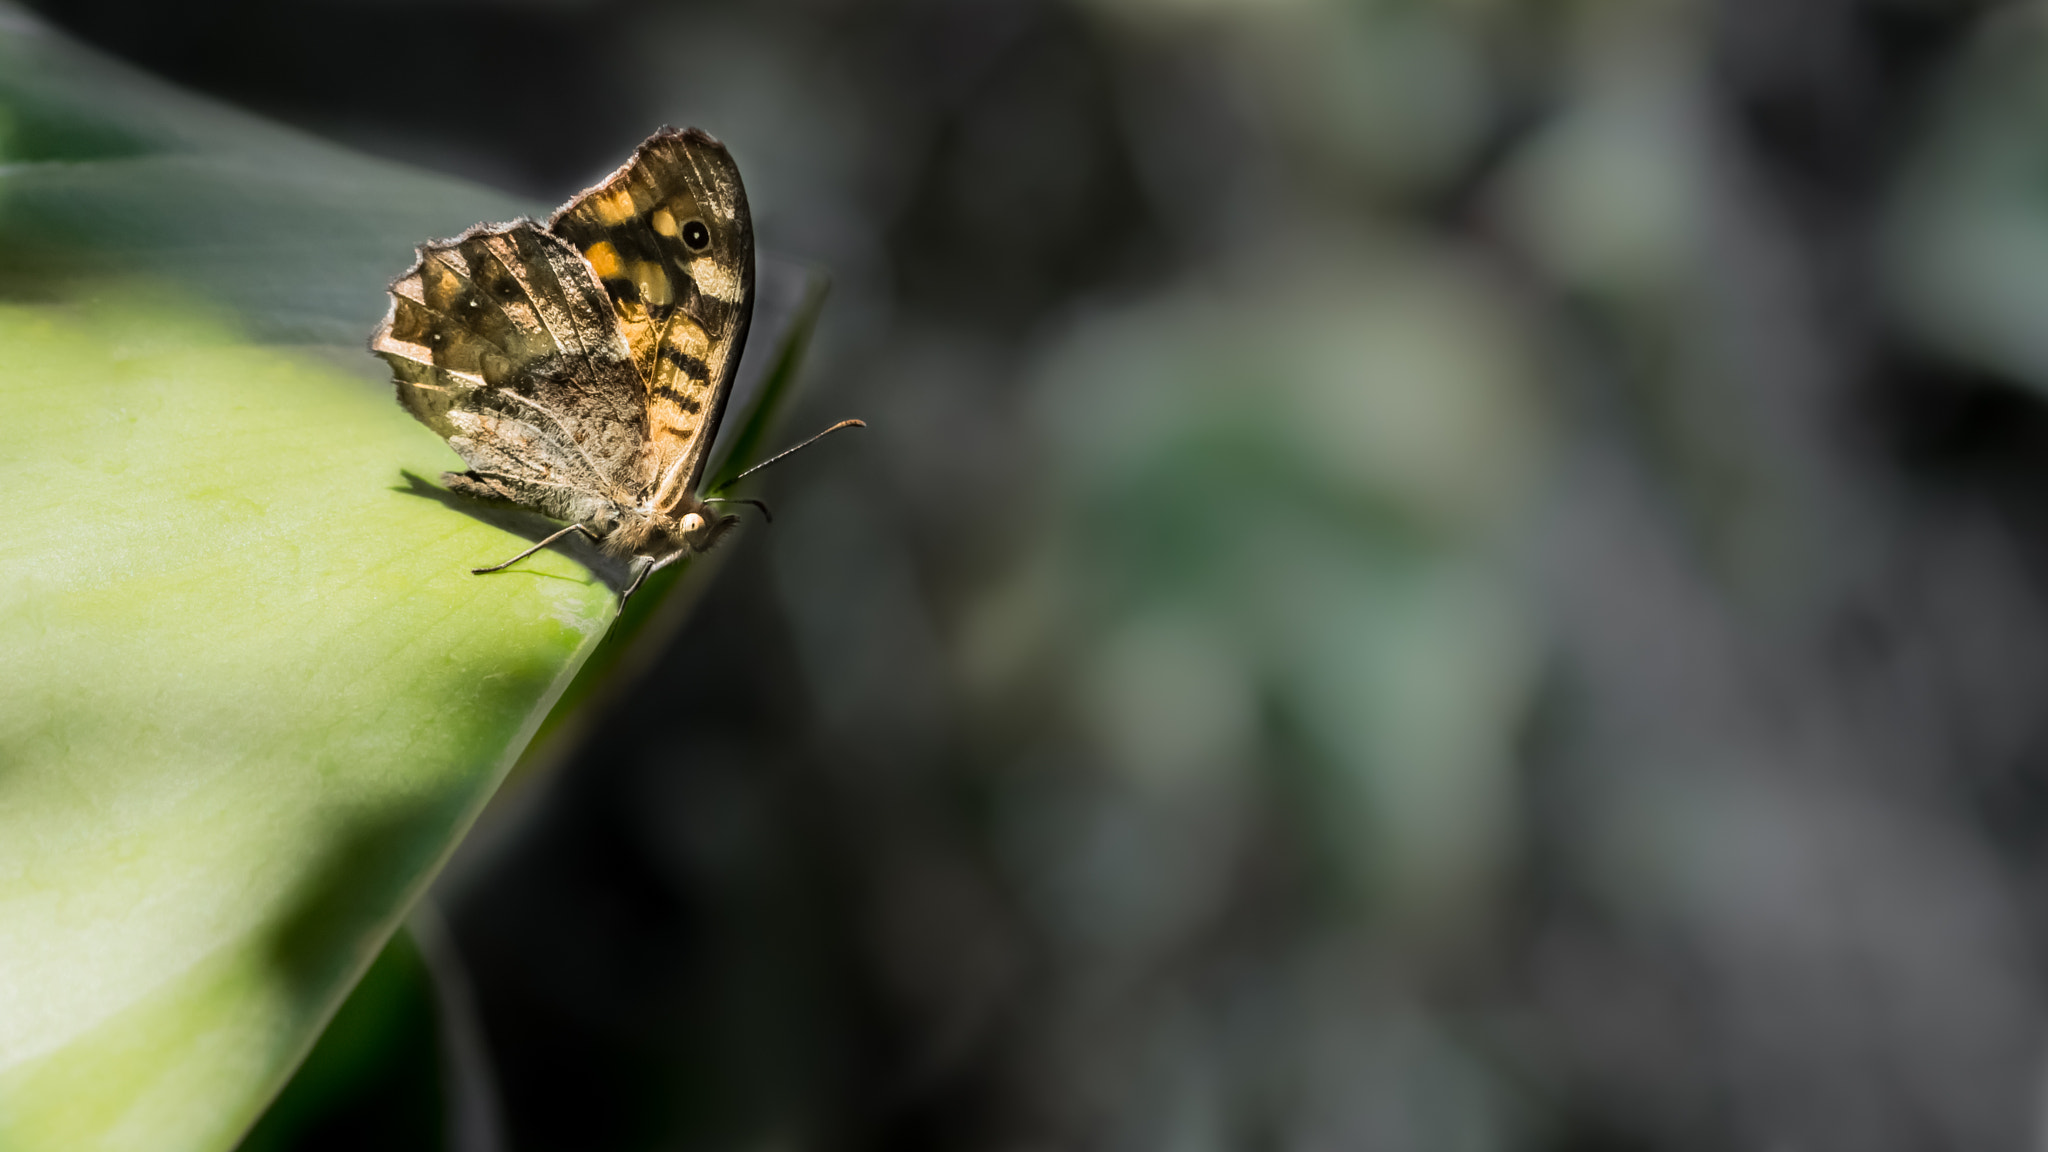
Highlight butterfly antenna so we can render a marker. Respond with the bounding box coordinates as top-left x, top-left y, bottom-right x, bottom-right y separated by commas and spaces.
728, 419, 867, 486
704, 497, 774, 523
